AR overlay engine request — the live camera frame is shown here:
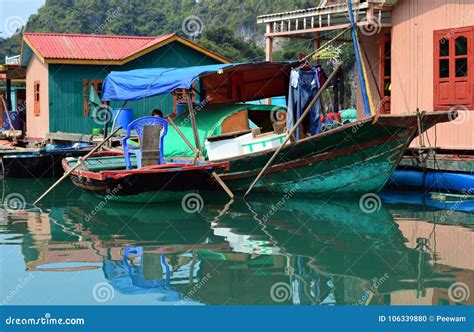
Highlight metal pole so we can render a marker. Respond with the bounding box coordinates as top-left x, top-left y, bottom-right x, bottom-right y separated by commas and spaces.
244, 63, 342, 197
